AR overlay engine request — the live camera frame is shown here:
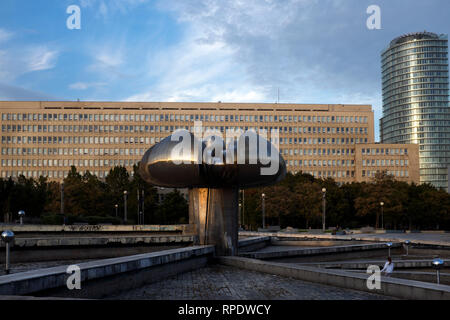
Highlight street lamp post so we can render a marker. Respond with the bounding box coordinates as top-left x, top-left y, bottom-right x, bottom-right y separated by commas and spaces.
261, 193, 266, 230
137, 189, 140, 225
1, 230, 15, 274
432, 258, 444, 285
141, 189, 145, 225
238, 203, 242, 228
61, 183, 64, 215
123, 190, 128, 223
386, 242, 392, 258
114, 204, 118, 218
18, 210, 25, 225
242, 190, 245, 227
380, 202, 384, 229
322, 188, 327, 232
404, 240, 410, 256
